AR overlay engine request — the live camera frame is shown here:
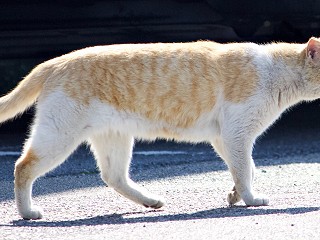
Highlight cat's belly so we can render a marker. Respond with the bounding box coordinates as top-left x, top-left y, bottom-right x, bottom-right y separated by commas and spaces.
87, 100, 219, 143
134, 121, 218, 143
